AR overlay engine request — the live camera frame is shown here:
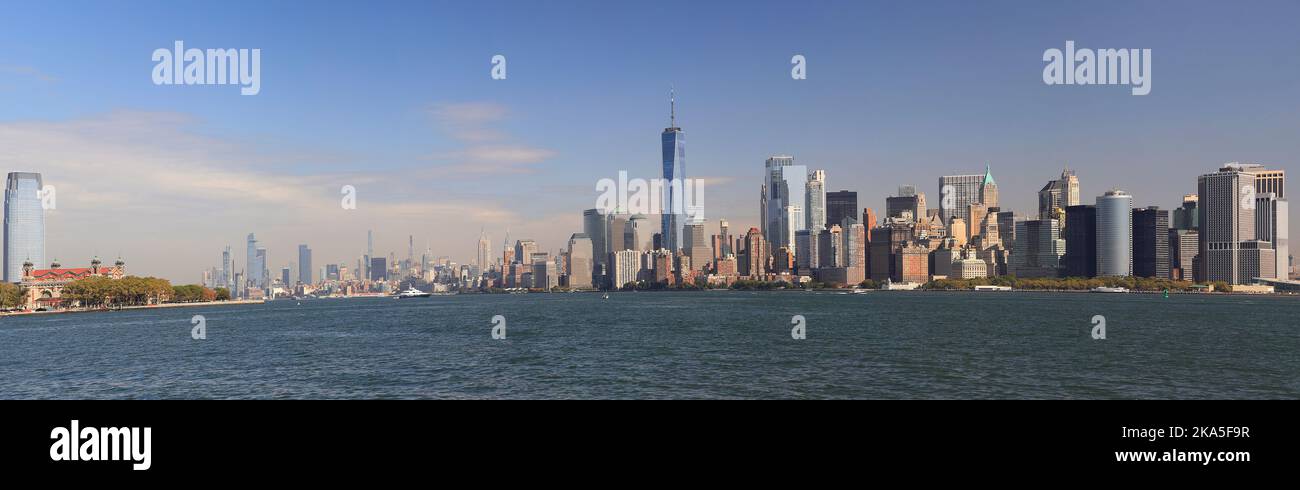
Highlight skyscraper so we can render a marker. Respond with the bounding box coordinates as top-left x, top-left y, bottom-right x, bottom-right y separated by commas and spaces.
826, 191, 857, 230
514, 239, 538, 265
1038, 168, 1081, 220
256, 248, 267, 288
1011, 219, 1064, 278
661, 89, 686, 252
805, 170, 827, 233
566, 233, 594, 289
583, 209, 608, 274
1199, 164, 1267, 284
761, 155, 807, 251
4, 172, 44, 282
683, 218, 710, 270
717, 218, 731, 256
1255, 193, 1289, 280
476, 230, 491, 272
625, 214, 649, 252
245, 233, 259, 288
1173, 194, 1199, 230
939, 166, 996, 225
1132, 207, 1170, 279
298, 244, 313, 285
886, 189, 924, 222
1096, 190, 1134, 277
221, 246, 232, 290
1169, 229, 1199, 281
1063, 205, 1097, 278
366, 230, 374, 280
